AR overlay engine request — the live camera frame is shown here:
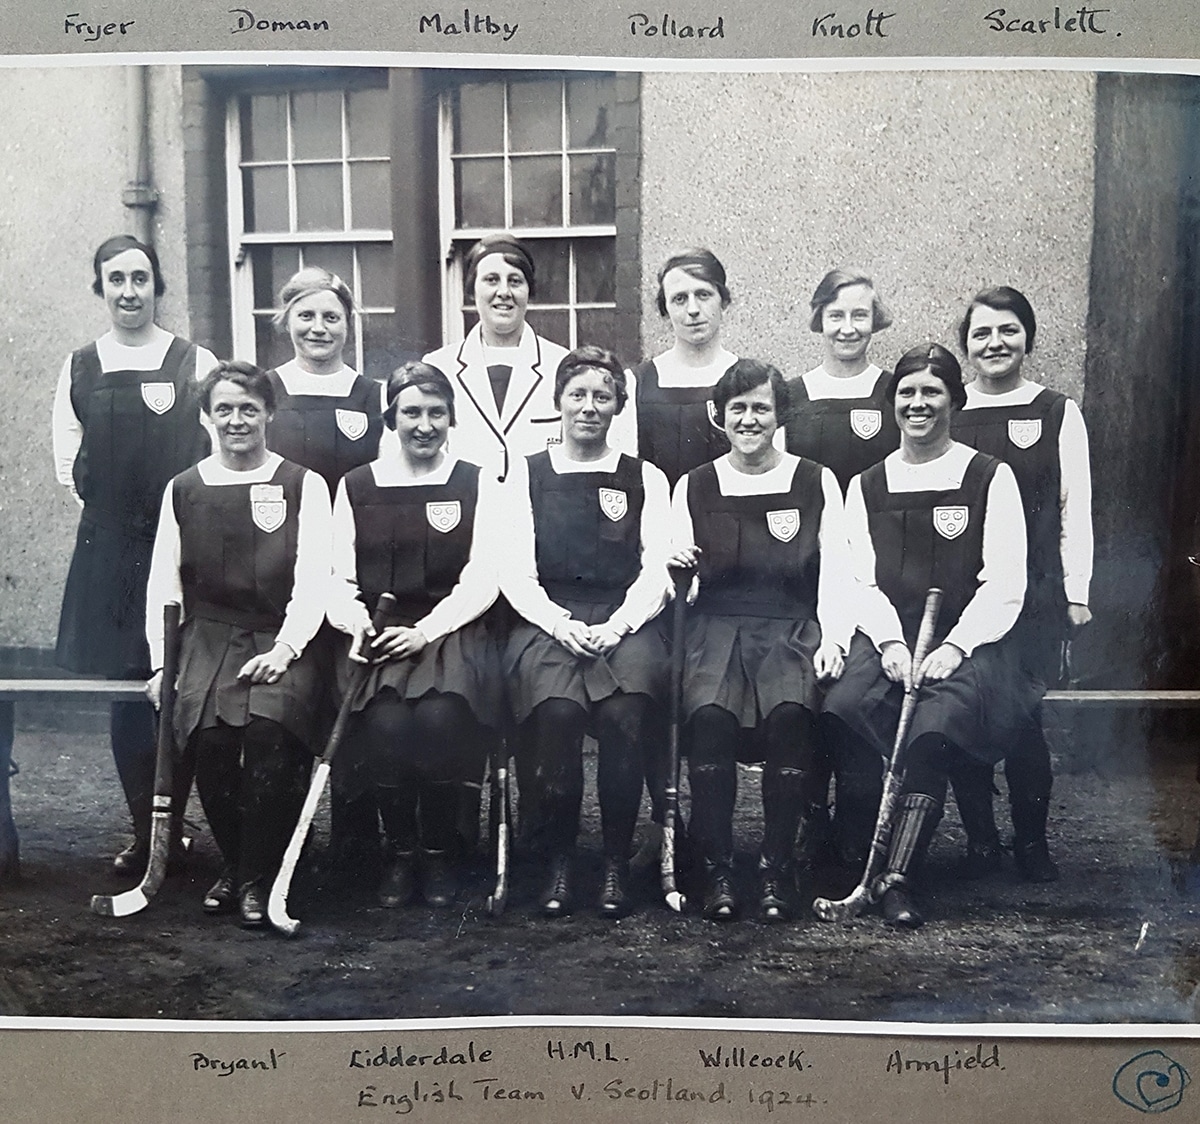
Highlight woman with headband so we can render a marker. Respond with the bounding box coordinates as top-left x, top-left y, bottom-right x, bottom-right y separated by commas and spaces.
668, 359, 852, 923
786, 269, 900, 875
951, 286, 1093, 883
822, 344, 1035, 928
501, 346, 671, 919
265, 265, 386, 878
327, 362, 502, 909
52, 234, 216, 874
145, 361, 332, 928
